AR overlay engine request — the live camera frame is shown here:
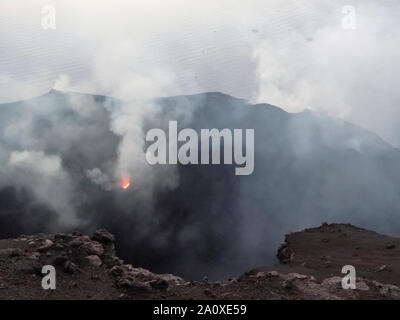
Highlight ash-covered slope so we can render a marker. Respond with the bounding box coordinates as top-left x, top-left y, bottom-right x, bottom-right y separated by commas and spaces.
0, 90, 400, 279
